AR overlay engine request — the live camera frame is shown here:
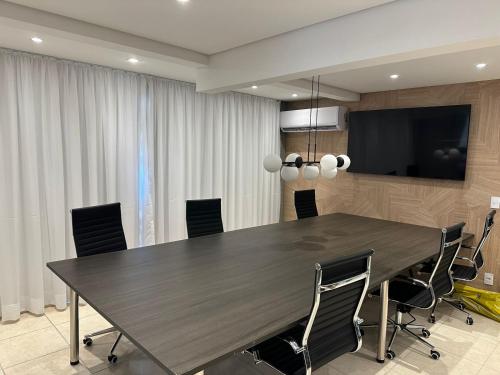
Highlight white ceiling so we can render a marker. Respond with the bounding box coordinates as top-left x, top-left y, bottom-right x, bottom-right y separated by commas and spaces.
0, 19, 305, 100
2, 0, 500, 101
236, 85, 311, 101
0, 22, 198, 82
319, 45, 500, 94
5, 0, 395, 54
